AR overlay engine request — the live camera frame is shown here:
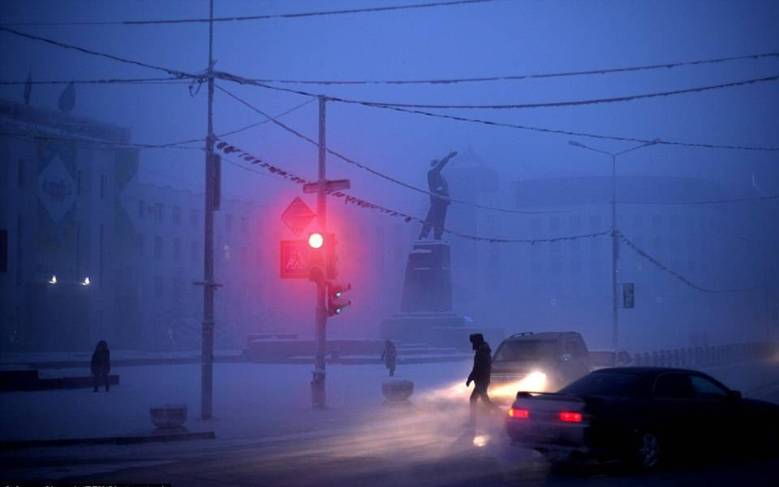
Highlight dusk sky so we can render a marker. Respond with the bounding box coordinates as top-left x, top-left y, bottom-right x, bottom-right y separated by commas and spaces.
2, 0, 777, 212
